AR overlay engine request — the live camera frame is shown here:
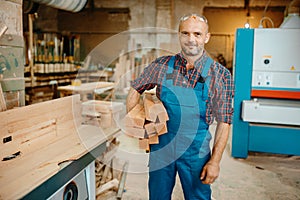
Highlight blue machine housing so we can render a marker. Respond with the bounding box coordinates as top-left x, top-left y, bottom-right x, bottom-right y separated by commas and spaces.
231, 28, 300, 158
